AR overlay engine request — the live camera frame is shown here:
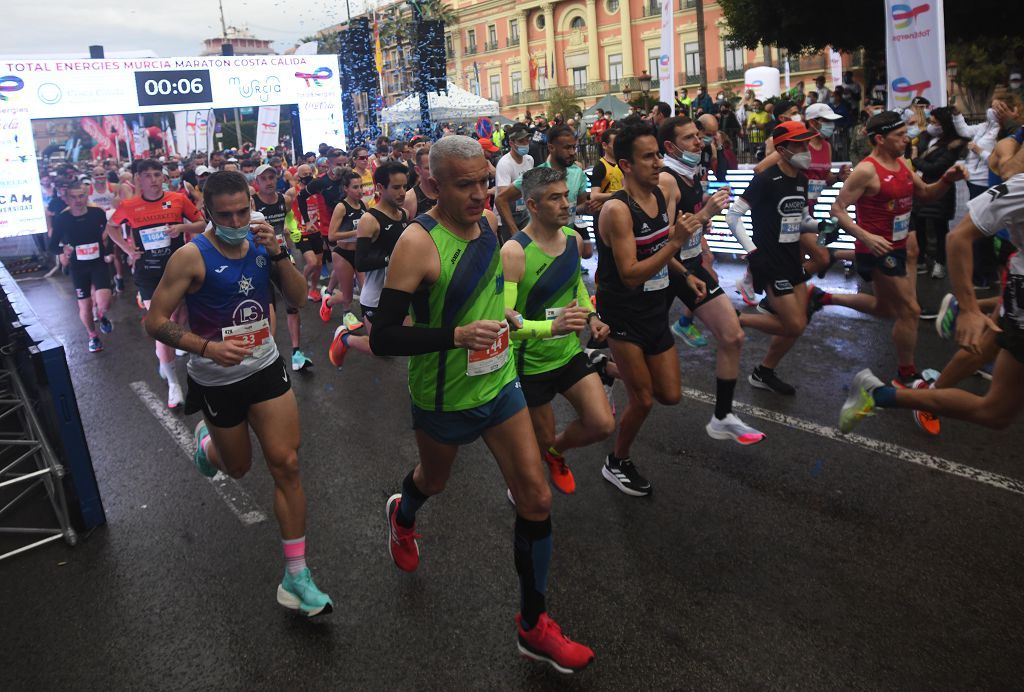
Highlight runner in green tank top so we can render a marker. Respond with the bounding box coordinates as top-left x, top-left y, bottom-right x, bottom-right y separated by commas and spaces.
368, 136, 594, 674
501, 167, 614, 496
